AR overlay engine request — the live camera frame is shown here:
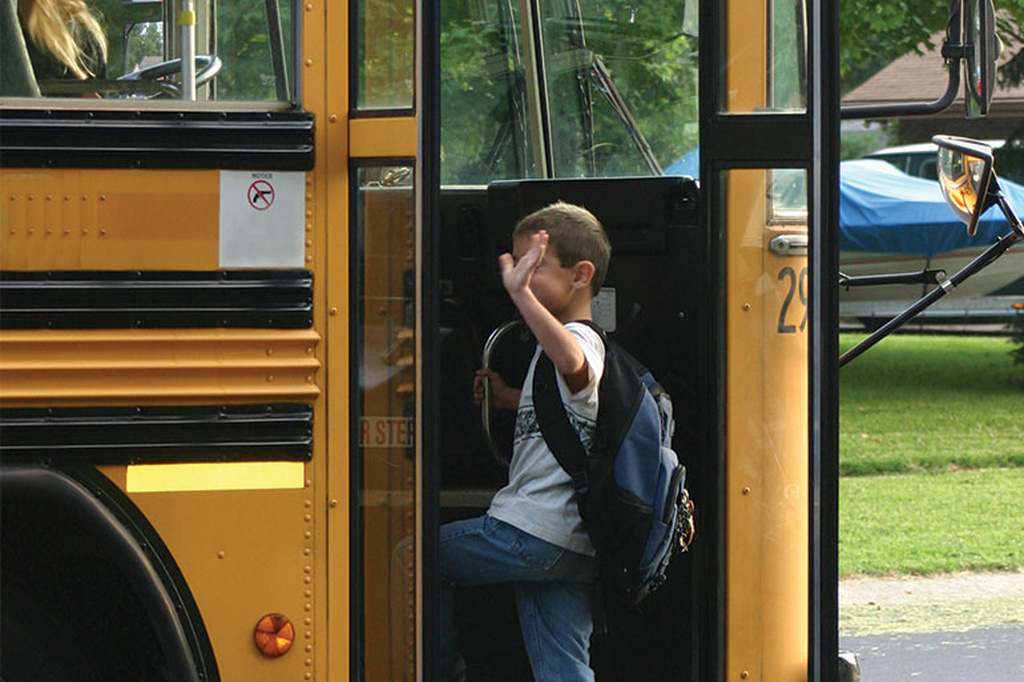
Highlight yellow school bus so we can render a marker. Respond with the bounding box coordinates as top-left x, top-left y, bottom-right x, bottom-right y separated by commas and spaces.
0, 0, 841, 677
